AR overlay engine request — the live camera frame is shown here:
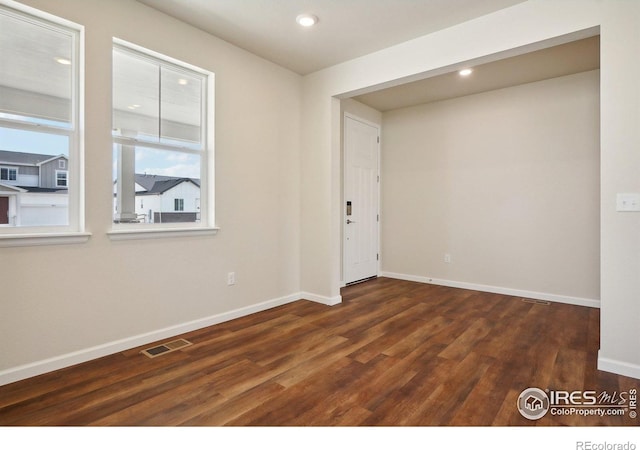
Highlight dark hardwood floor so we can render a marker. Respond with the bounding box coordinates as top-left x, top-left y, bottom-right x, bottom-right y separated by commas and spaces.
0, 277, 637, 426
